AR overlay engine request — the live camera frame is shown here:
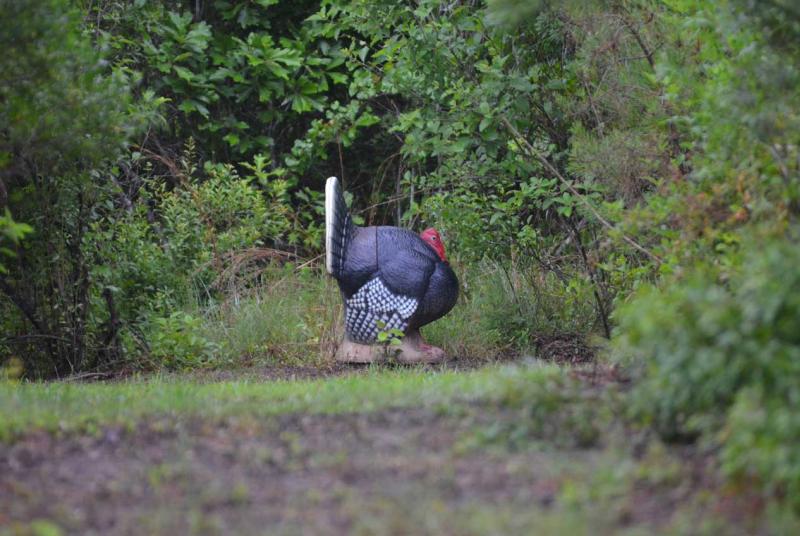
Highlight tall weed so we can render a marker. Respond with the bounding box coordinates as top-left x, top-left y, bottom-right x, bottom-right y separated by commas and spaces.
202, 266, 341, 365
